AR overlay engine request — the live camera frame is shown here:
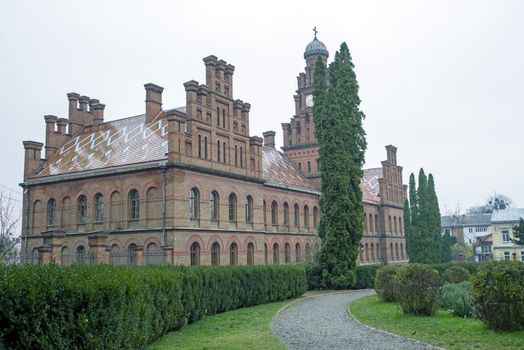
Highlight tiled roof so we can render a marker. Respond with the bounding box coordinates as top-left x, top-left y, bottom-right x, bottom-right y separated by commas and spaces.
441, 214, 492, 227
491, 208, 524, 223
34, 113, 386, 198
